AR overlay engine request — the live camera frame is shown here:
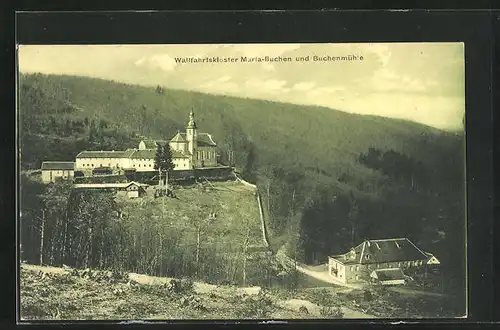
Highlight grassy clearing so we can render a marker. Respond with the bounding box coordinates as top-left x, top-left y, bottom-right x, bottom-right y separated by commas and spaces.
118, 181, 263, 247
